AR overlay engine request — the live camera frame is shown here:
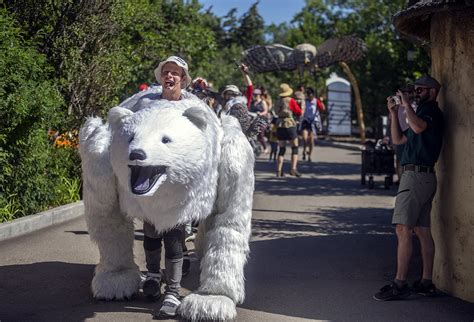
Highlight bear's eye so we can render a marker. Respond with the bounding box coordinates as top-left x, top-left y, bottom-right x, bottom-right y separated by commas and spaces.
128, 134, 135, 143
161, 136, 171, 144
